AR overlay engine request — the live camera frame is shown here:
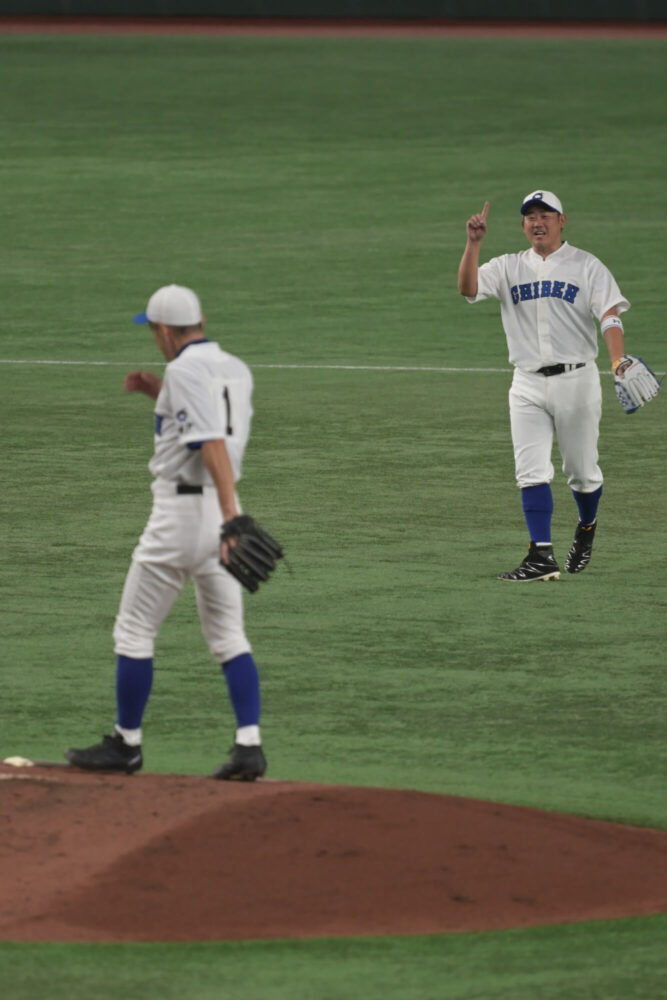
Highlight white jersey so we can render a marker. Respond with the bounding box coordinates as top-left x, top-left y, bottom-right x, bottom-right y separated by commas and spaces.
466, 242, 630, 371
149, 339, 253, 485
